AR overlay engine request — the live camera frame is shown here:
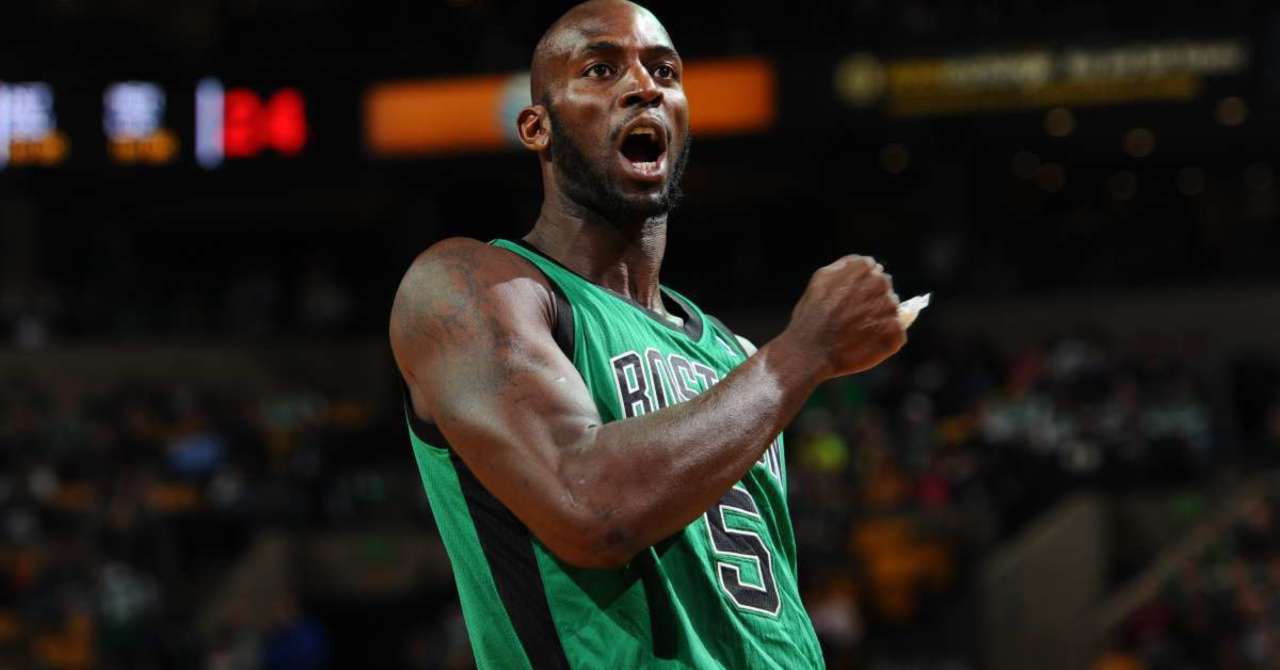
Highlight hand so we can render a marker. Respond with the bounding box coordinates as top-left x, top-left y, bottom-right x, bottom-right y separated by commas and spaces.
781, 255, 906, 380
